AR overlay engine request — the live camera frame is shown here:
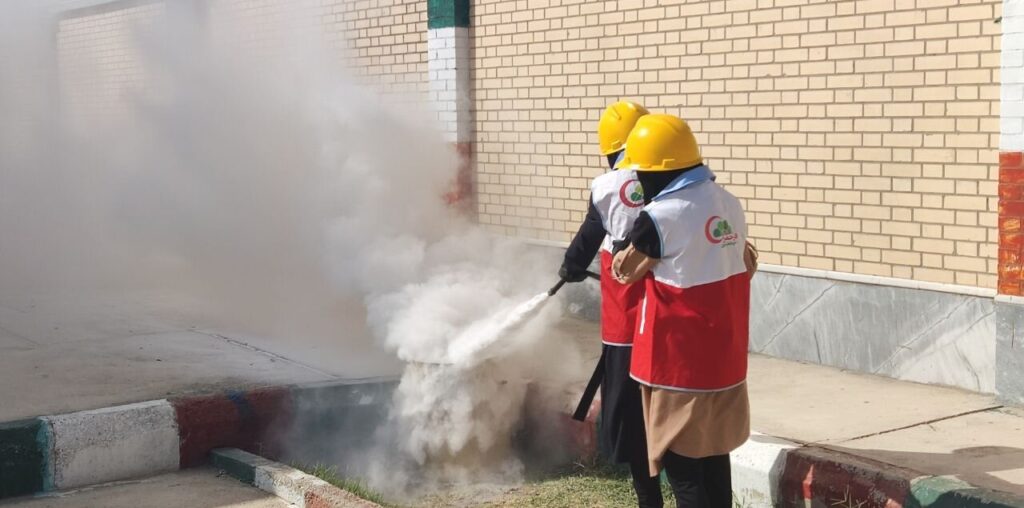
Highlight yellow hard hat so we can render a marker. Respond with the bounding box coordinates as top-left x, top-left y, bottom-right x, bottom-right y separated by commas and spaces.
615, 114, 702, 172
598, 101, 649, 156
